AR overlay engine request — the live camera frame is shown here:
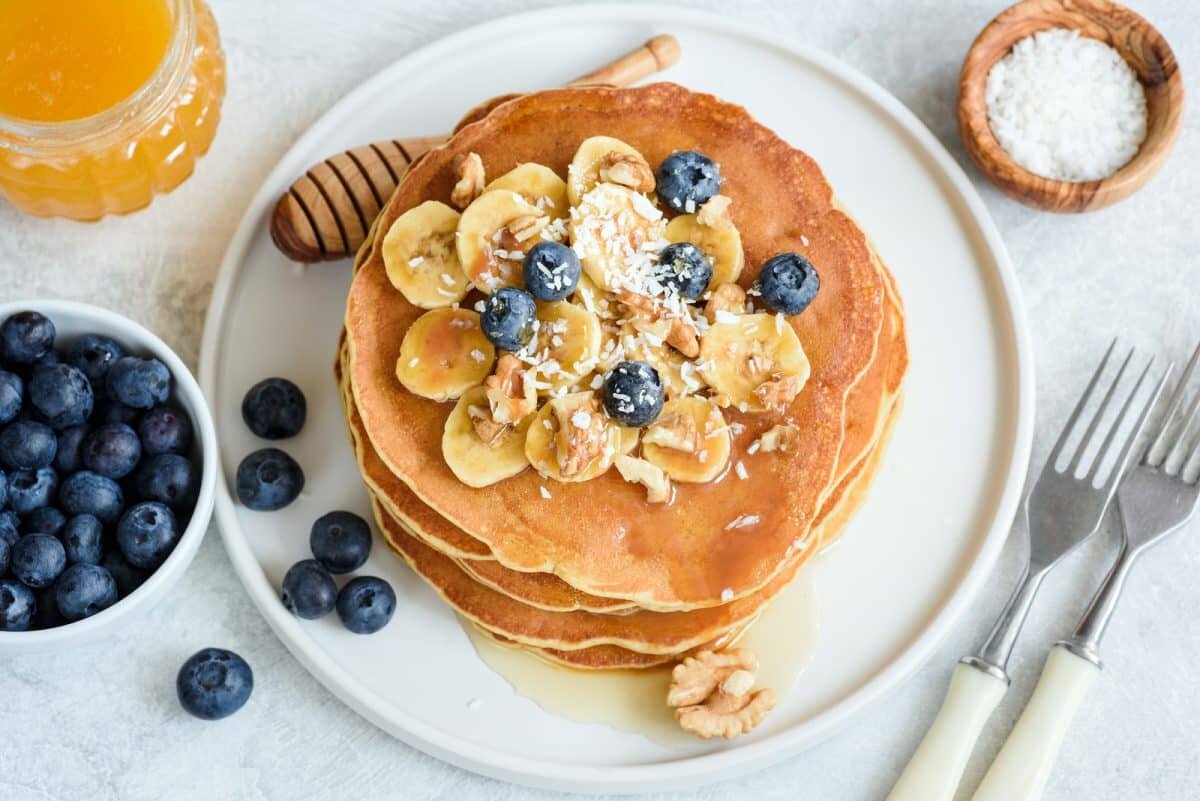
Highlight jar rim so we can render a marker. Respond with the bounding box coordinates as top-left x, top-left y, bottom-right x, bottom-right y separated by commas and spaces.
0, 0, 196, 149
